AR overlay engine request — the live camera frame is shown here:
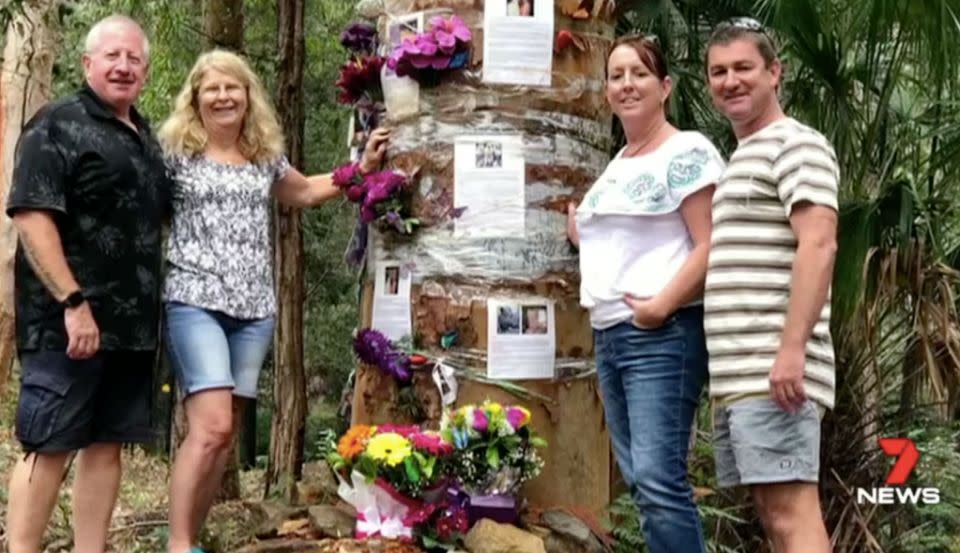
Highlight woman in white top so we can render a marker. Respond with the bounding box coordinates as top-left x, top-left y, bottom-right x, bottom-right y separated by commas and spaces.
567, 35, 723, 553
